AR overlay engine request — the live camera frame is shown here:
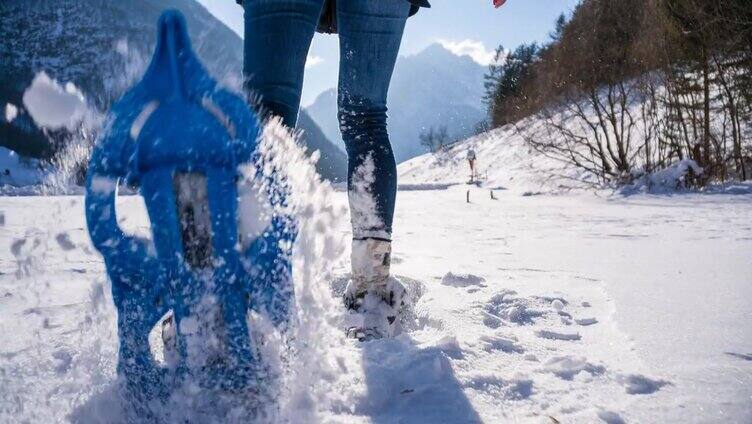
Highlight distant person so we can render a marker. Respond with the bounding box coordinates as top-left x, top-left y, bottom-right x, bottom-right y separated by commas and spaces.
467, 148, 477, 182
239, 0, 508, 339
